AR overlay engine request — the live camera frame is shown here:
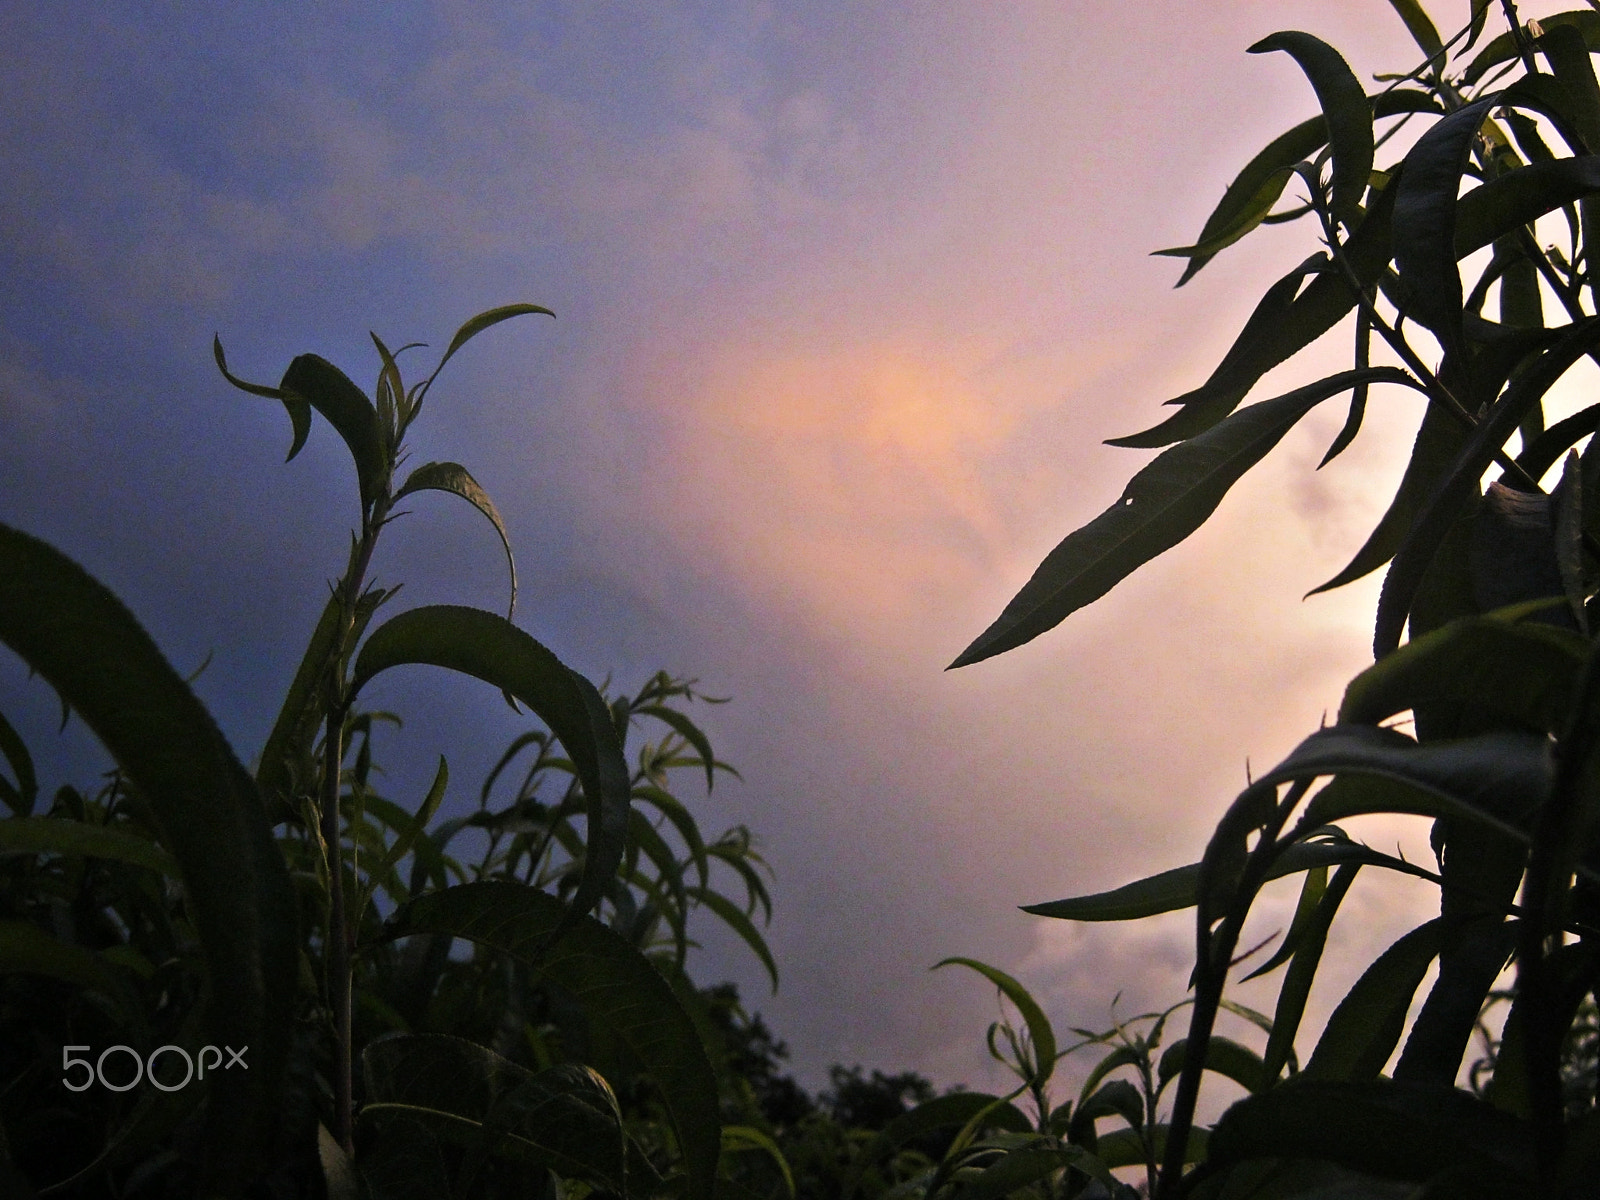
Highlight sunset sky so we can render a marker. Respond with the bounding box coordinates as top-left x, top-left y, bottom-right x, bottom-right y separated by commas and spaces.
0, 2, 1558, 1096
